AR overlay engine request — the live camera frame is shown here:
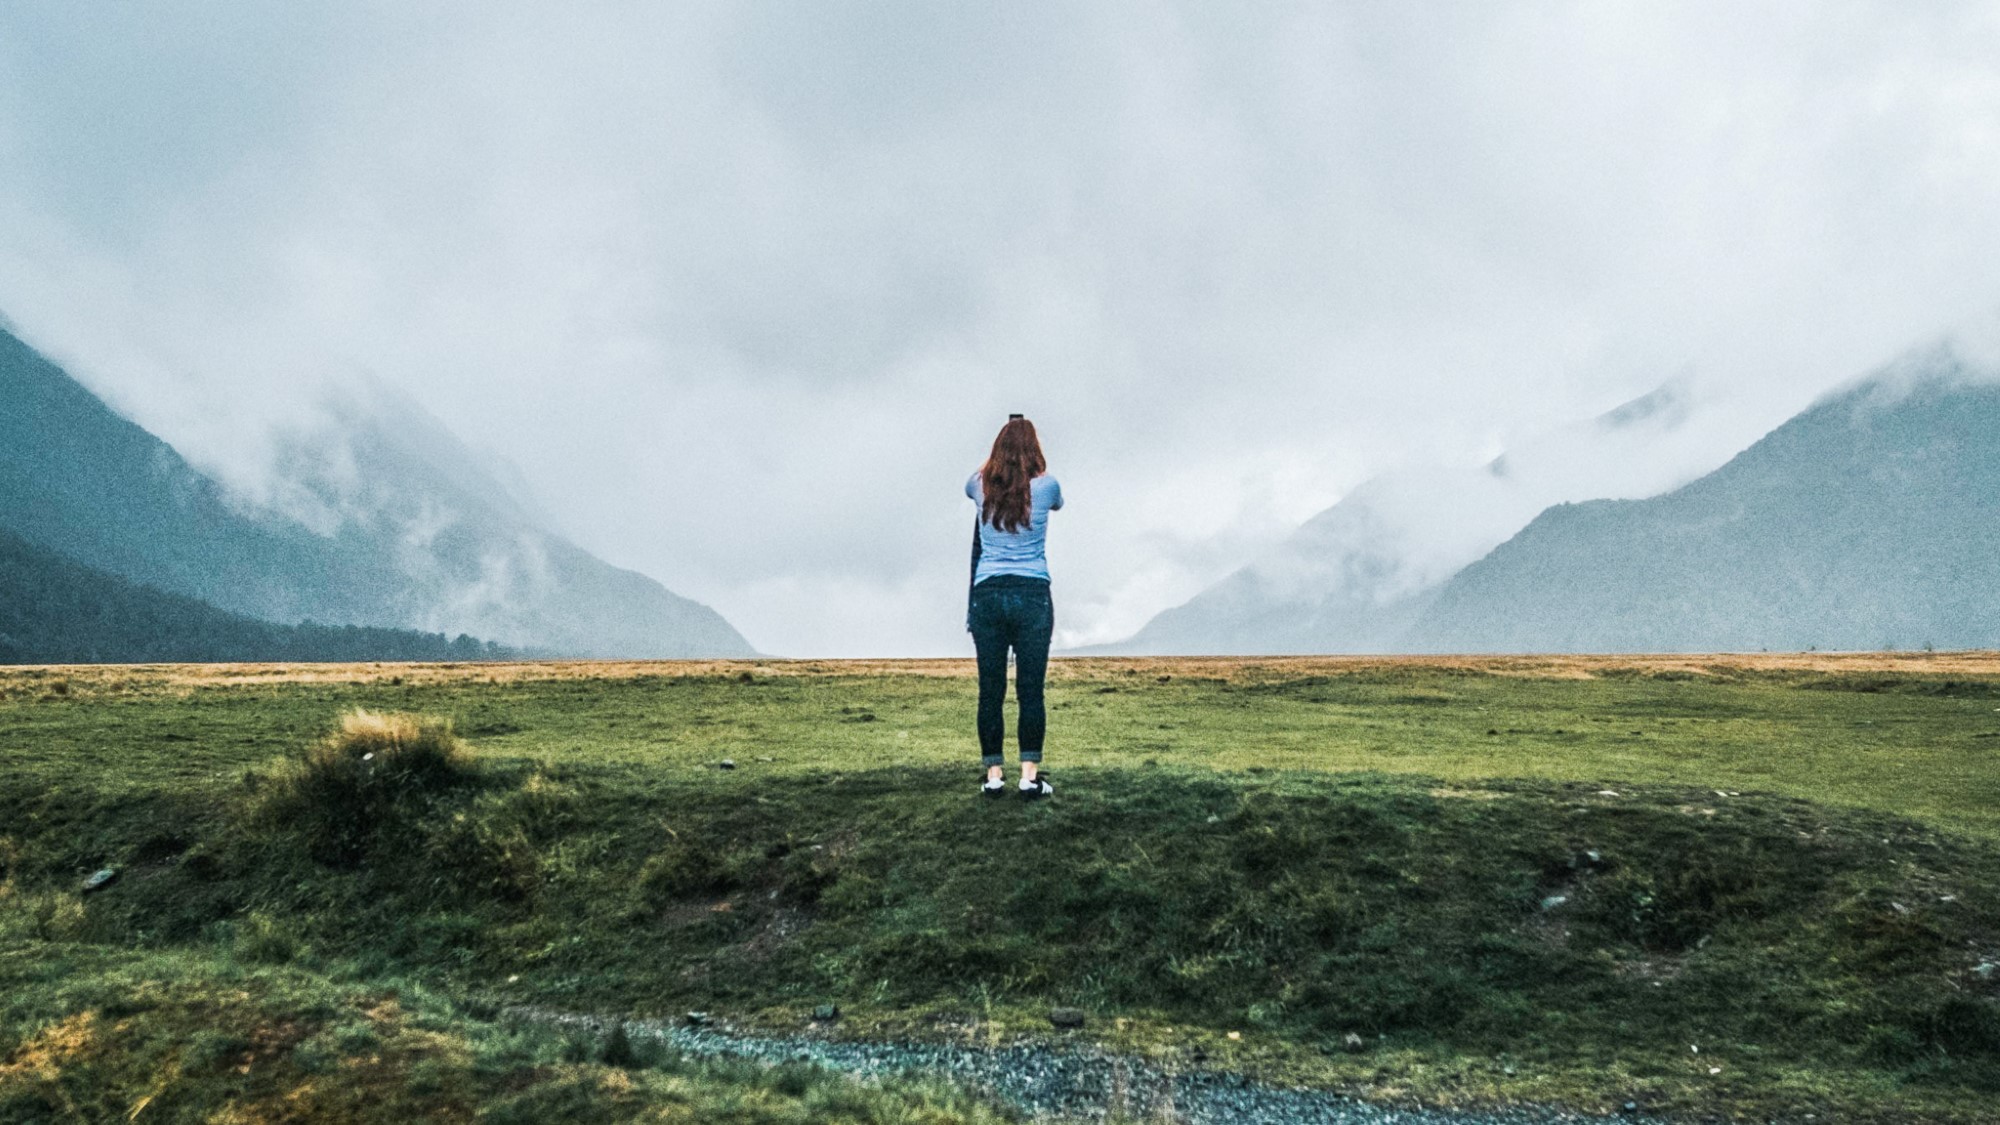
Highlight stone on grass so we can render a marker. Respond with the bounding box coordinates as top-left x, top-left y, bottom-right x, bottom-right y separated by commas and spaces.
685, 1011, 713, 1027
1048, 1008, 1086, 1029
81, 868, 118, 894
812, 1004, 840, 1022
718, 759, 737, 770
1342, 1032, 1366, 1053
